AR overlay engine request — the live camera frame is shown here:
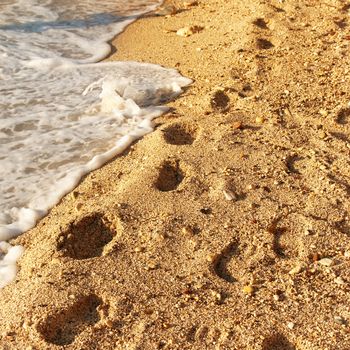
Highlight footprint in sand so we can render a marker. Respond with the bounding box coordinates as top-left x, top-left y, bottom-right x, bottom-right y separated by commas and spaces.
267, 213, 308, 260
261, 333, 296, 350
285, 154, 305, 175
154, 159, 185, 192
57, 213, 116, 260
210, 238, 275, 286
210, 90, 230, 113
37, 294, 102, 346
336, 107, 350, 125
256, 38, 274, 50
253, 18, 269, 30
210, 213, 321, 285
212, 241, 239, 283
186, 324, 223, 346
161, 122, 198, 145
